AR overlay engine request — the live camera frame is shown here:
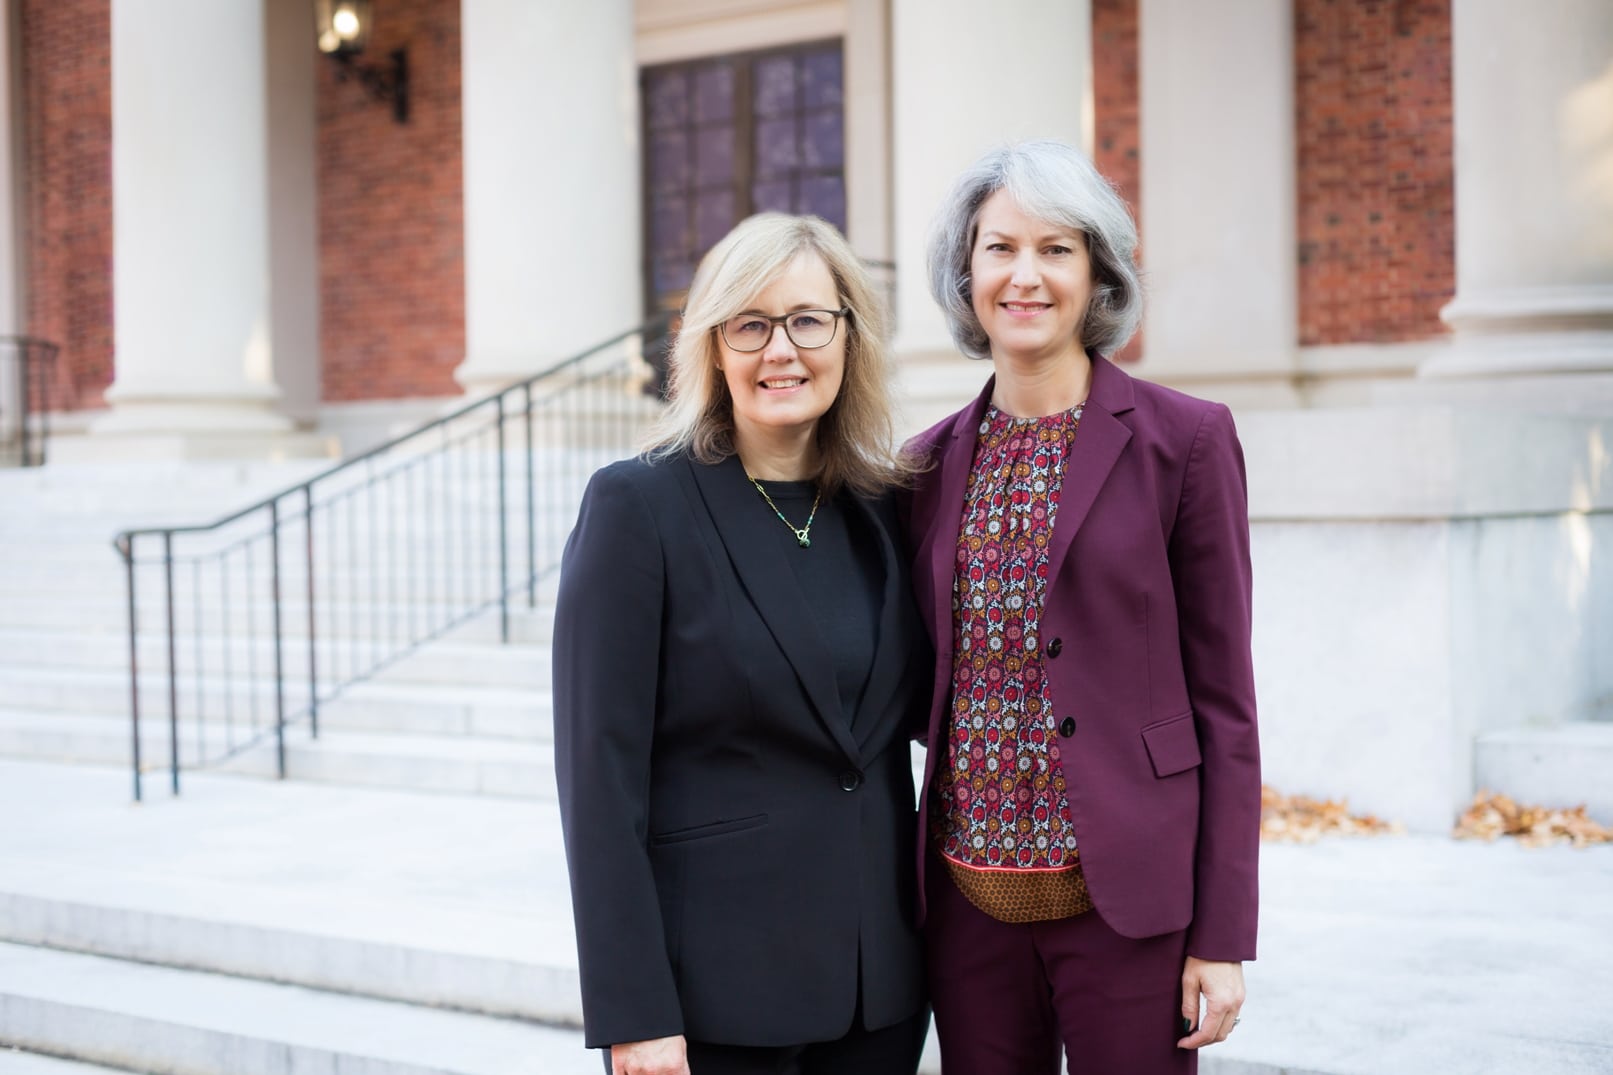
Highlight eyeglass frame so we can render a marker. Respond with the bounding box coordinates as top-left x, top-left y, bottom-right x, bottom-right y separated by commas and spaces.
716, 307, 852, 353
